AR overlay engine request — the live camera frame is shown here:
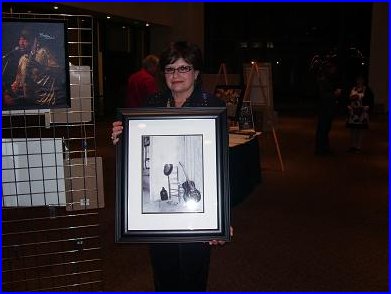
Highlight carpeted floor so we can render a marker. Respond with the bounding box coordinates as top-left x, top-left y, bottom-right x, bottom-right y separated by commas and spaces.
96, 111, 388, 292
